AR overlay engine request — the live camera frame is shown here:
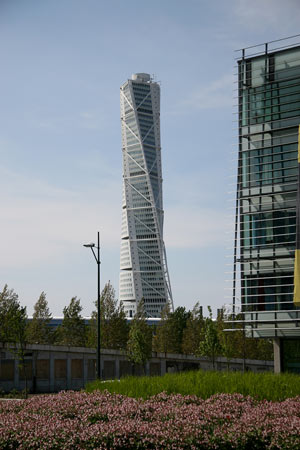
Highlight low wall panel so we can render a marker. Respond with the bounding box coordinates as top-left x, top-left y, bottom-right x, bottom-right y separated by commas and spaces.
0, 360, 14, 381
150, 362, 161, 376
120, 361, 132, 377
87, 359, 96, 380
37, 360, 50, 380
19, 361, 32, 381
104, 360, 115, 380
71, 359, 83, 379
54, 359, 67, 379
